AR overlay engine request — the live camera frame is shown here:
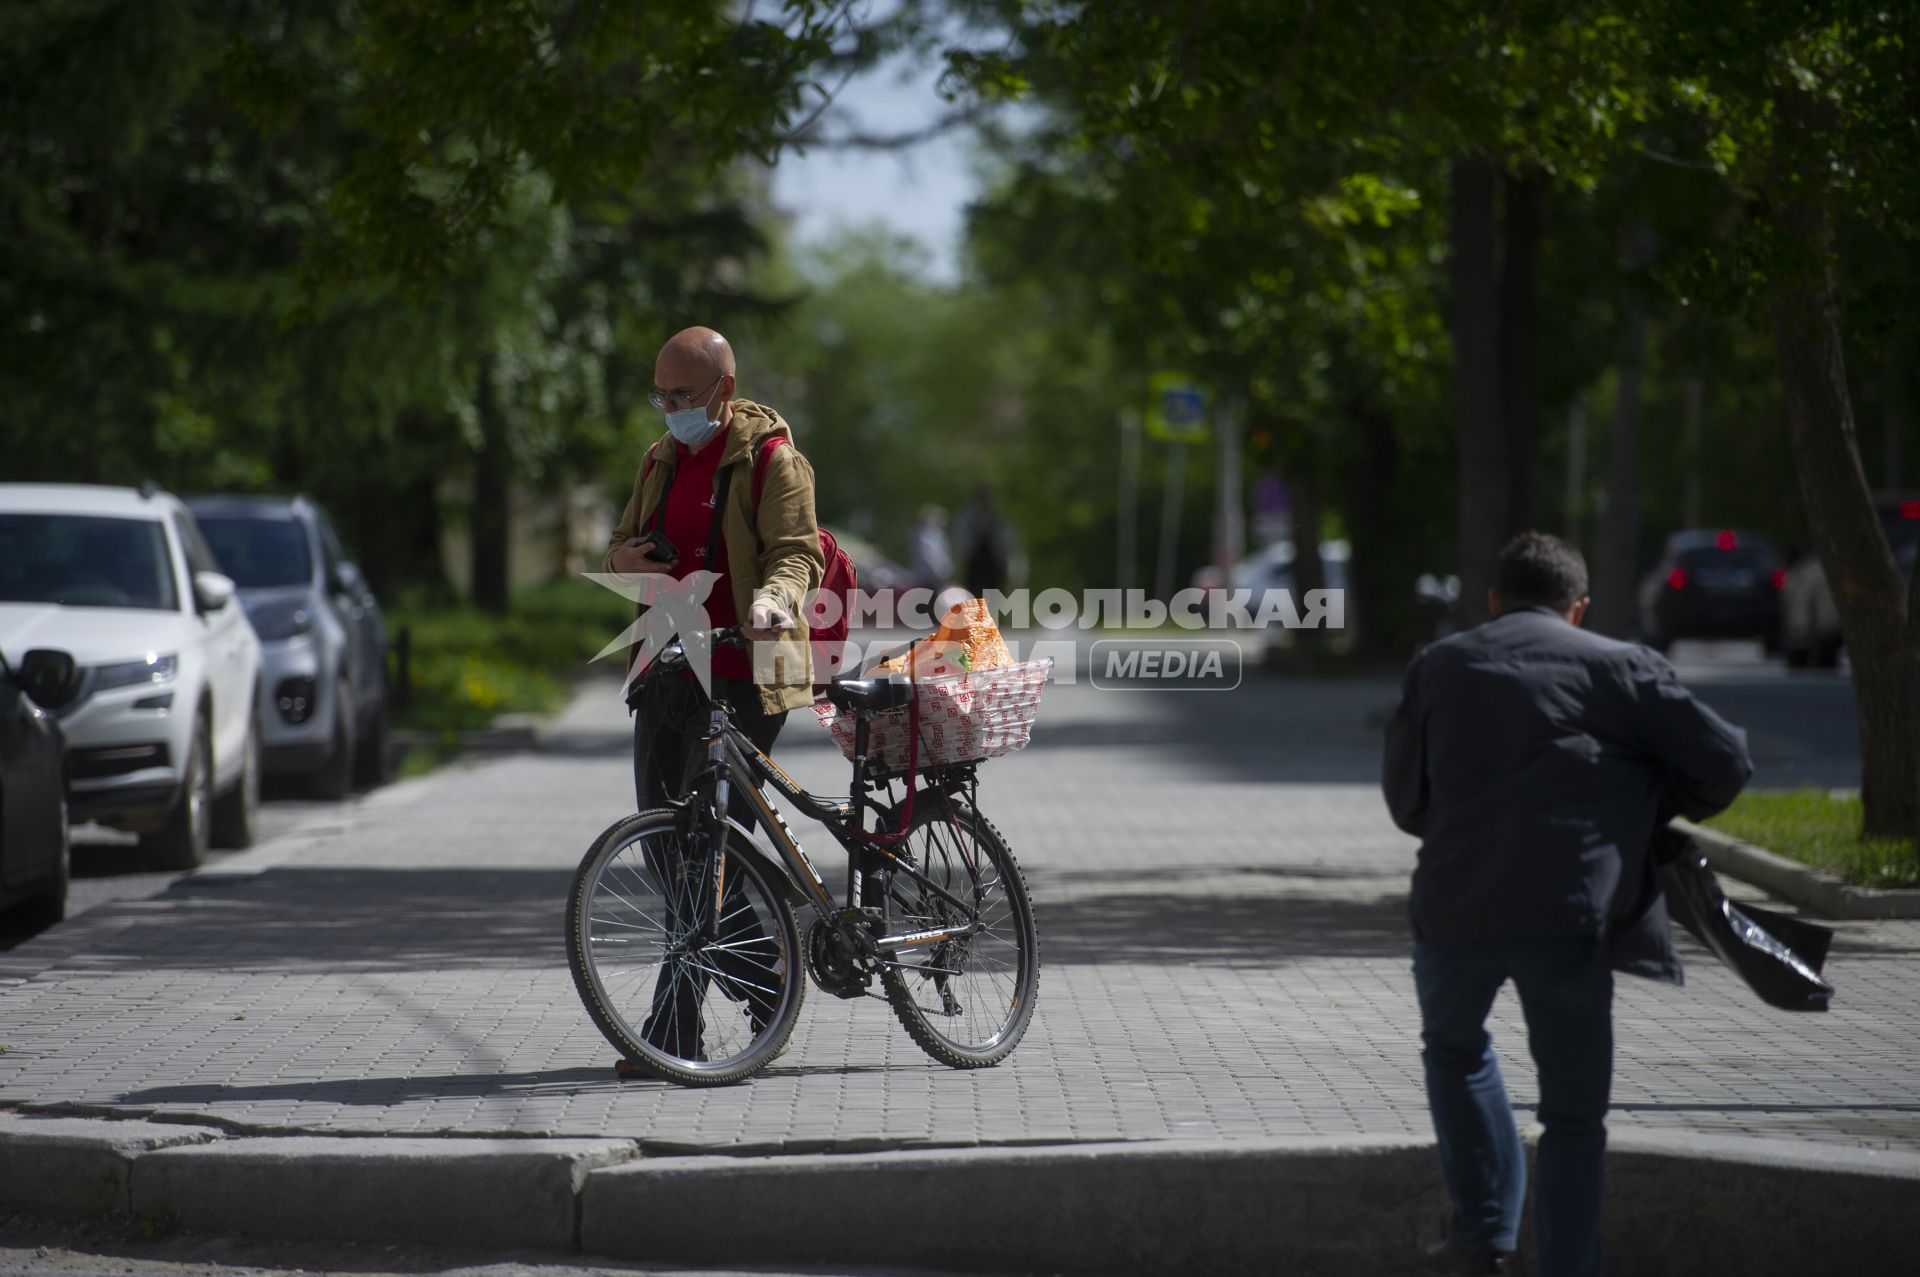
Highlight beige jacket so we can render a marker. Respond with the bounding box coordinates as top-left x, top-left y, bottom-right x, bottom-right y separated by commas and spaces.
604, 401, 825, 715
